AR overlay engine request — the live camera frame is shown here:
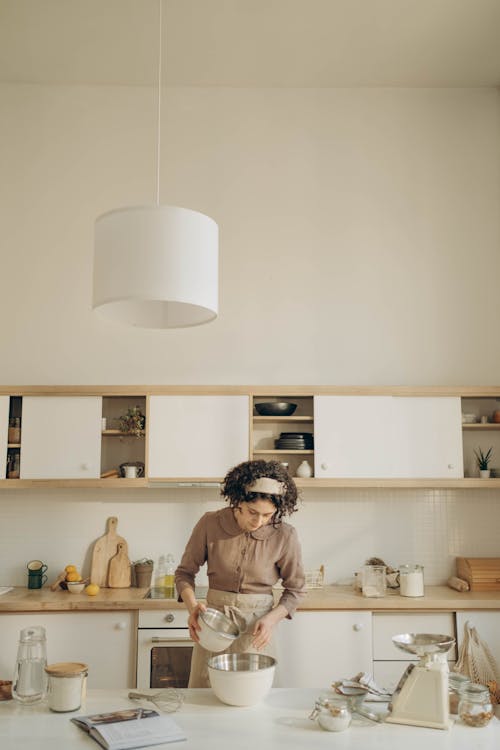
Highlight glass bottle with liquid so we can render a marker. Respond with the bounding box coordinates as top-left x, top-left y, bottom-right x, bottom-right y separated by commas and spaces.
155, 555, 166, 589
12, 626, 48, 704
164, 553, 175, 599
